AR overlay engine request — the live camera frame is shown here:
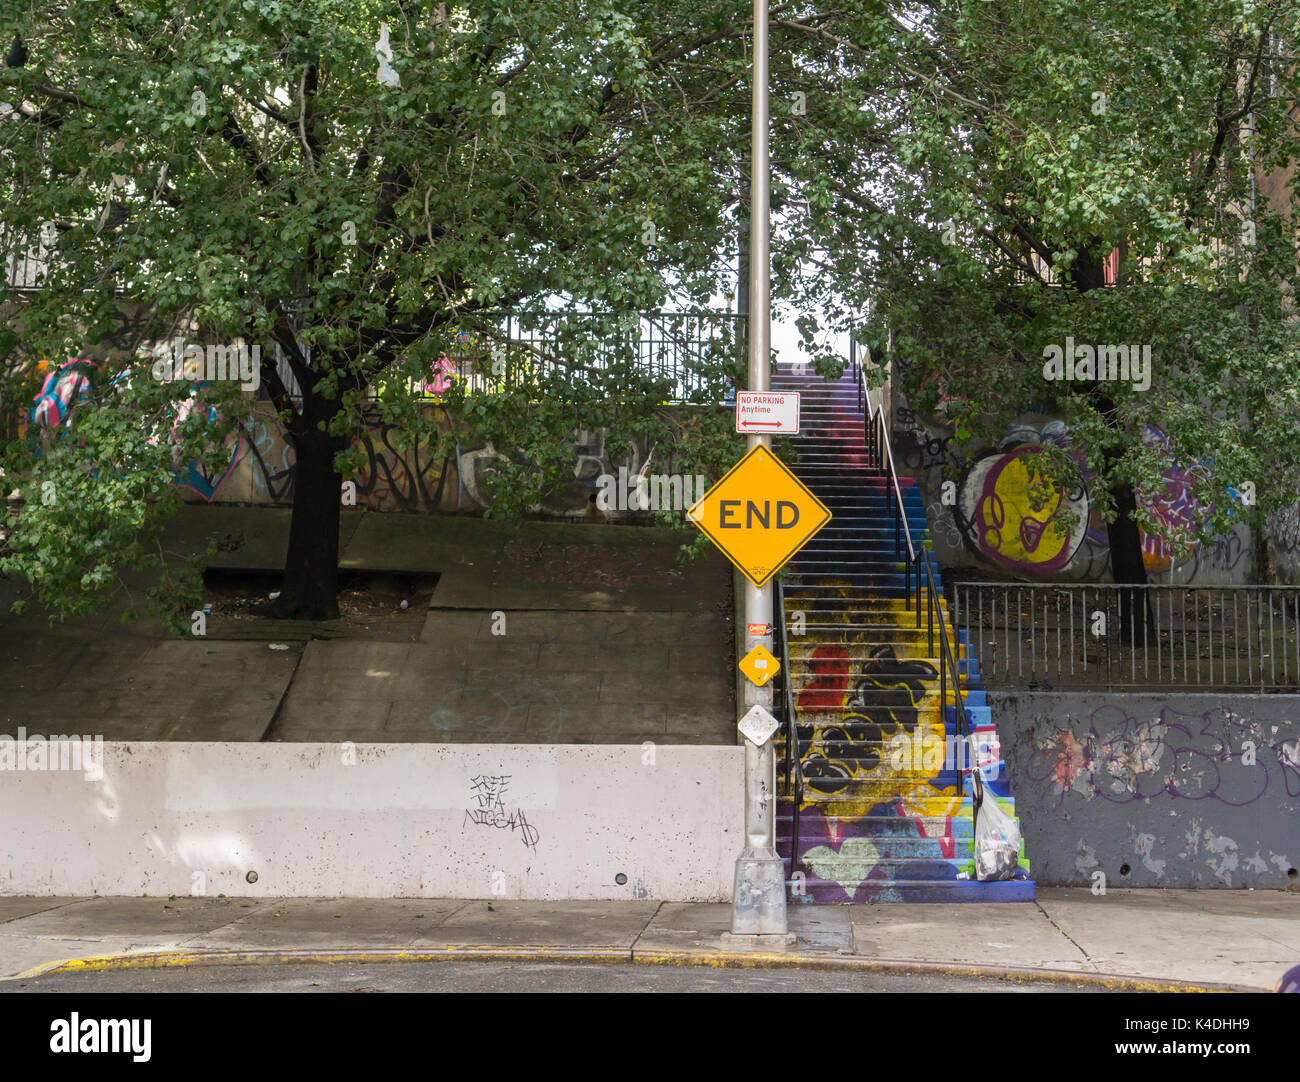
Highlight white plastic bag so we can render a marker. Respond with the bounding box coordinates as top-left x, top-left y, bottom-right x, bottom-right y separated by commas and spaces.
971, 768, 1022, 882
